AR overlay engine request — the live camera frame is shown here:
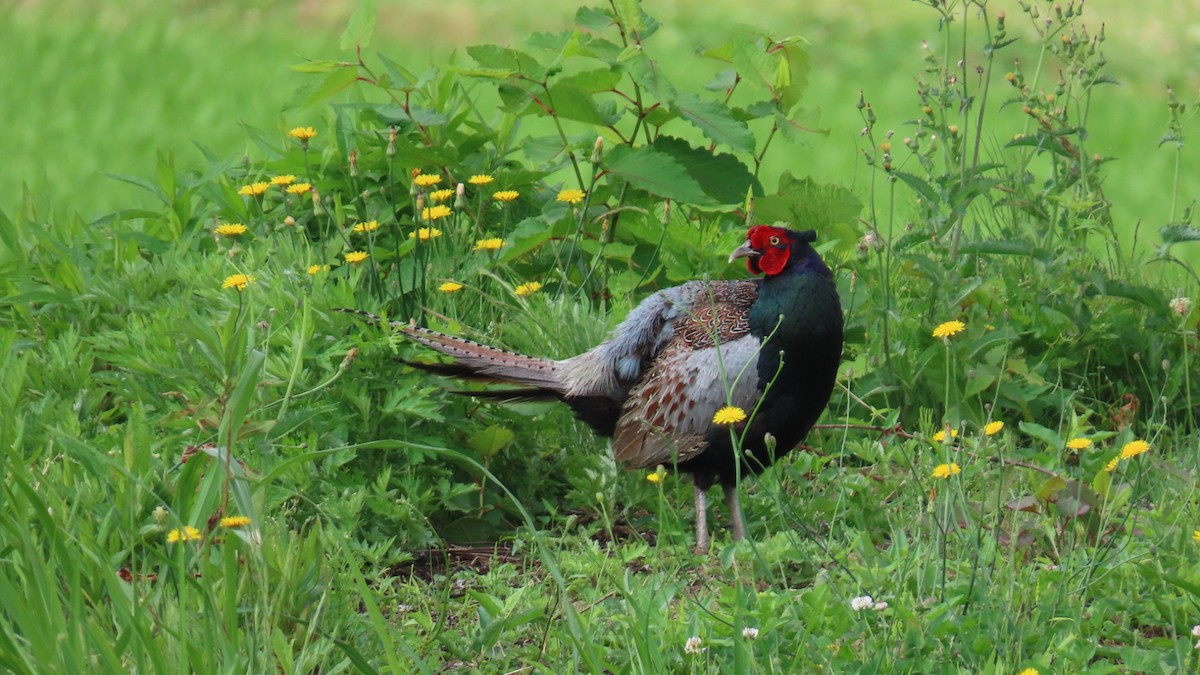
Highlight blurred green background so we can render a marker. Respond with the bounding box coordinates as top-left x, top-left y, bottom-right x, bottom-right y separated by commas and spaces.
4, 0, 1198, 262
